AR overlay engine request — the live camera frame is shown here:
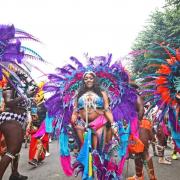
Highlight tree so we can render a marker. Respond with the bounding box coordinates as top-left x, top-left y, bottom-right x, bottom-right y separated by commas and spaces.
130, 2, 180, 79
165, 0, 180, 9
